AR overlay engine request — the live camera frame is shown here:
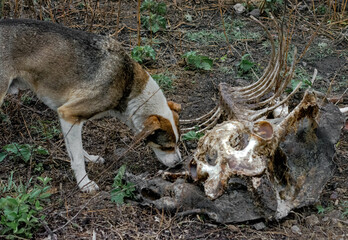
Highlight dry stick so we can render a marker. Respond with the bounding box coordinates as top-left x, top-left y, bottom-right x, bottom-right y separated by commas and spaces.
88, 0, 98, 31
334, 87, 348, 105
137, 0, 141, 46
52, 192, 101, 233
39, 0, 43, 20
217, 0, 240, 57
115, 0, 122, 39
